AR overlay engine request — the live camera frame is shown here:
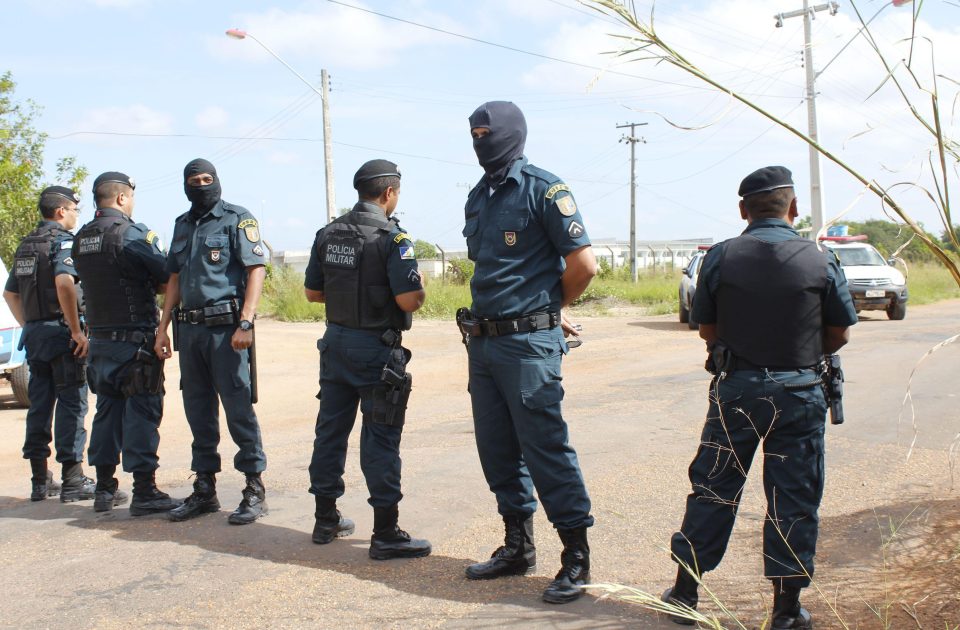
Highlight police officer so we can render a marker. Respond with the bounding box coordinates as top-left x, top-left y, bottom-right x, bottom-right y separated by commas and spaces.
304, 159, 431, 560
73, 172, 179, 514
155, 158, 268, 525
3, 186, 92, 502
660, 166, 858, 628
460, 102, 598, 604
